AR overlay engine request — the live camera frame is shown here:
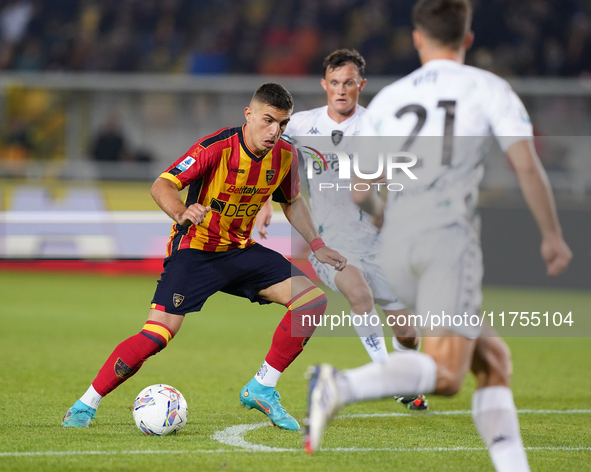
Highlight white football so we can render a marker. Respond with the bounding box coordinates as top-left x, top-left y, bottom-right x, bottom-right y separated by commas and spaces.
132, 384, 188, 436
